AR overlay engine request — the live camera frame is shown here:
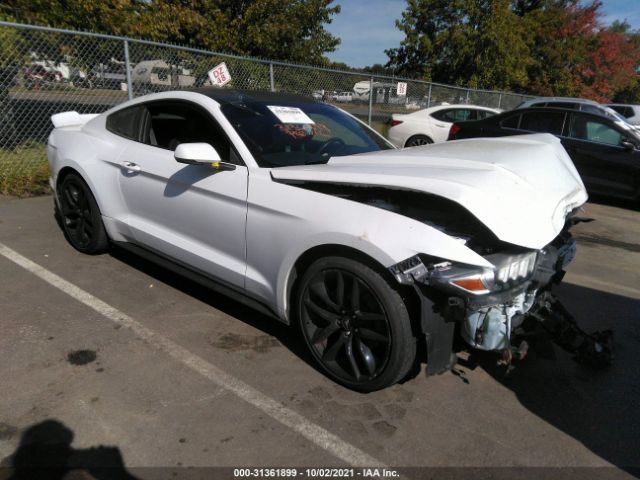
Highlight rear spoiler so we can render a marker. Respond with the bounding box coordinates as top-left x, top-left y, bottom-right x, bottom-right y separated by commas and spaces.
51, 111, 99, 129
